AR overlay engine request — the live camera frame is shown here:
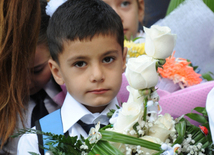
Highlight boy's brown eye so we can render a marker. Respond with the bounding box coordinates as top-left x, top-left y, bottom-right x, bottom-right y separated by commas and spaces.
74, 61, 86, 68
103, 57, 114, 63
